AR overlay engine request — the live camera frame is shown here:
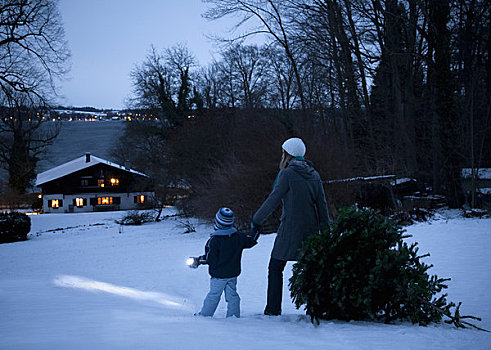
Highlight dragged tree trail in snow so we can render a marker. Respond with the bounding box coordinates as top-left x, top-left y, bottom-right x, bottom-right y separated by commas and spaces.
1, 209, 490, 349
